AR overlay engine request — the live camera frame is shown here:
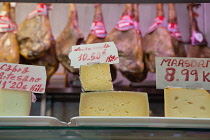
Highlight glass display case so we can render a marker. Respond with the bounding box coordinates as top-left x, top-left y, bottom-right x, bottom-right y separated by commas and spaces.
1, 126, 210, 139
0, 0, 210, 139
